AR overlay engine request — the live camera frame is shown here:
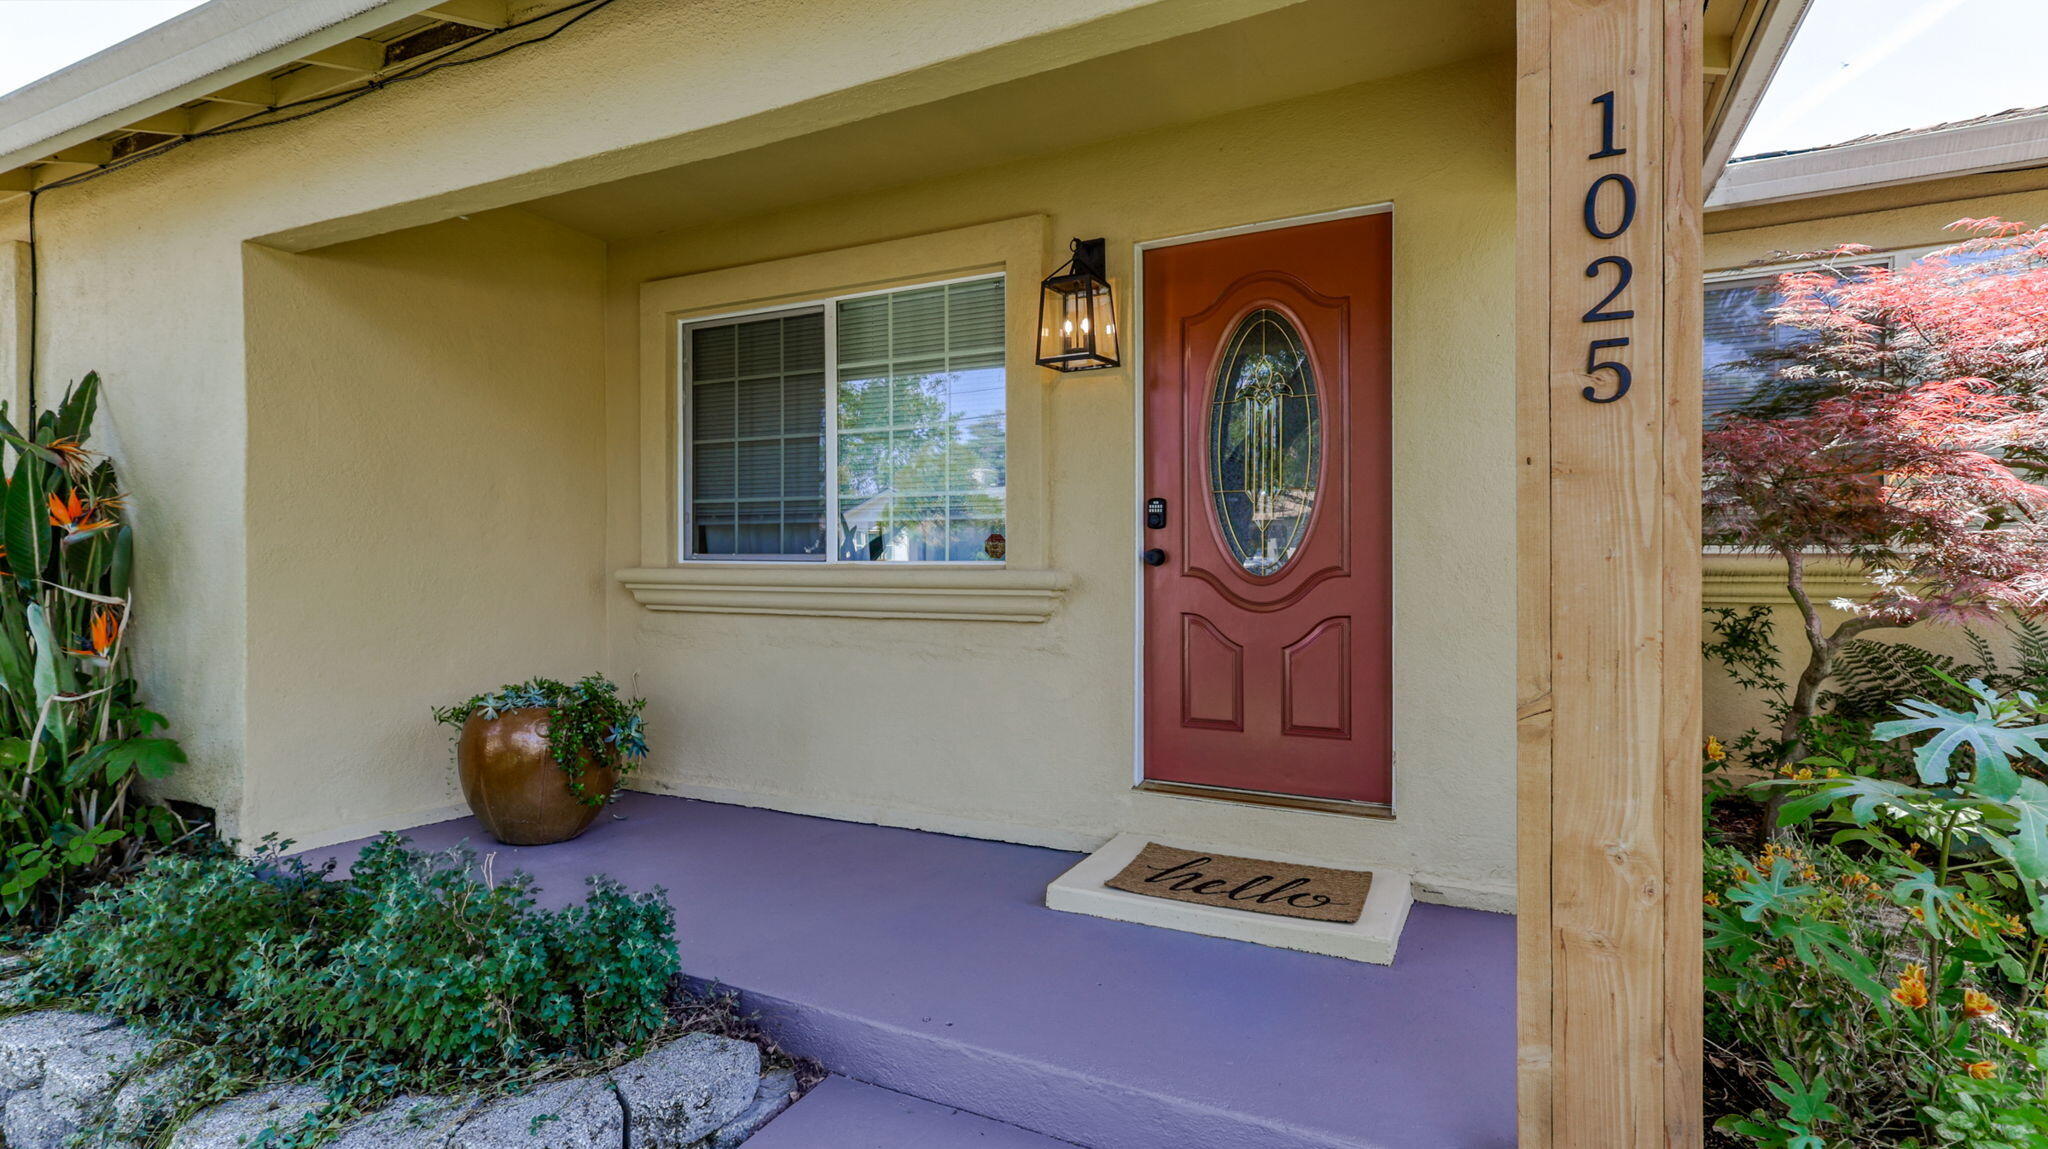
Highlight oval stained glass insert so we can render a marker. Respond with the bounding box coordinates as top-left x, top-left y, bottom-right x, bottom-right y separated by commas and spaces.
1207, 309, 1320, 576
